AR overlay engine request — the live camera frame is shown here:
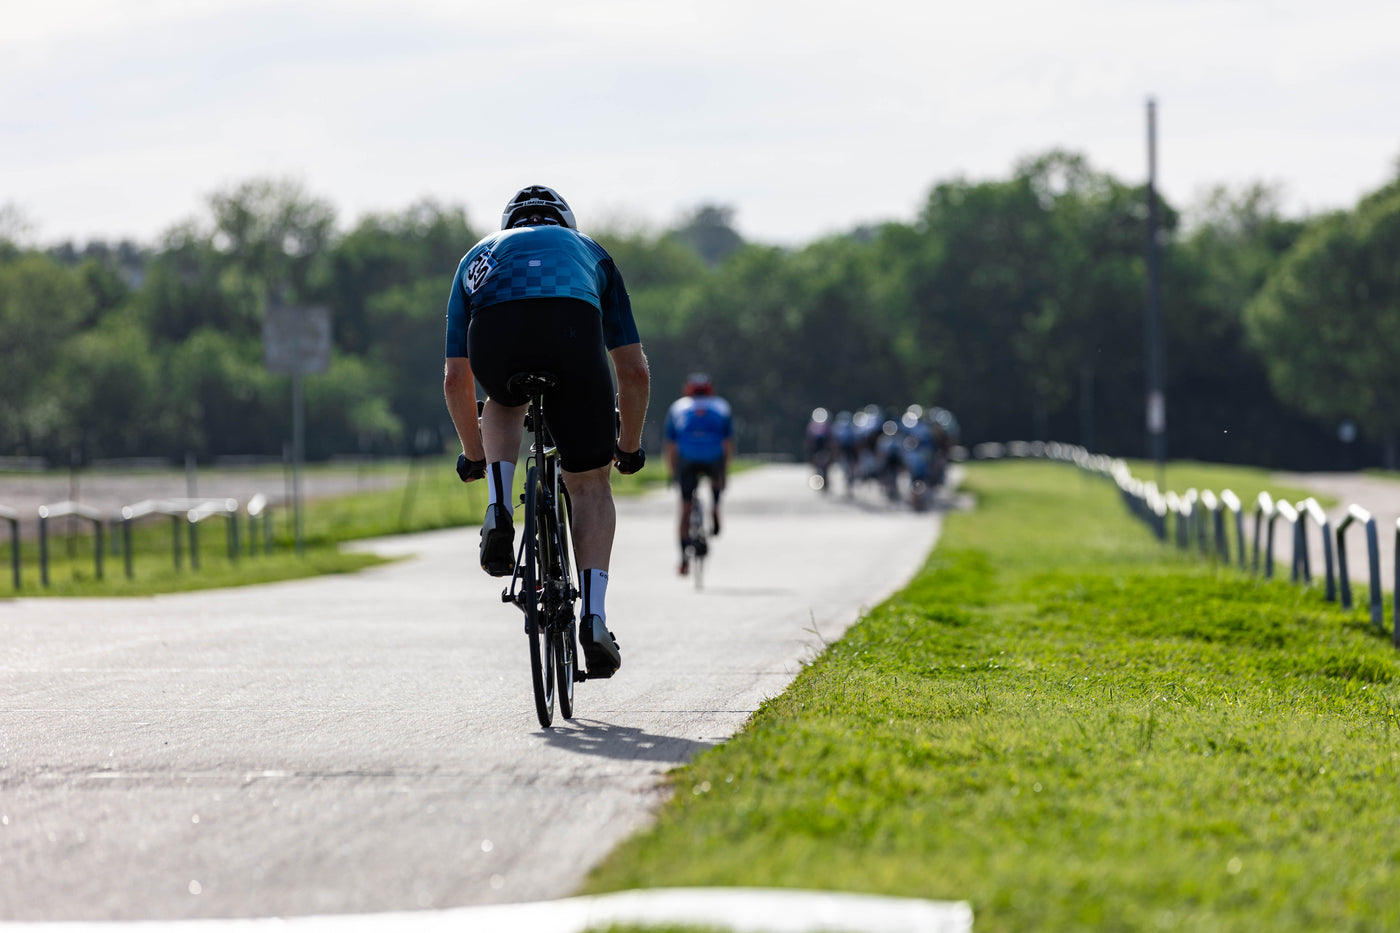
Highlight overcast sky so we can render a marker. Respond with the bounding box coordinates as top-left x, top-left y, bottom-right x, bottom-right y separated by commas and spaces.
3, 0, 1398, 248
